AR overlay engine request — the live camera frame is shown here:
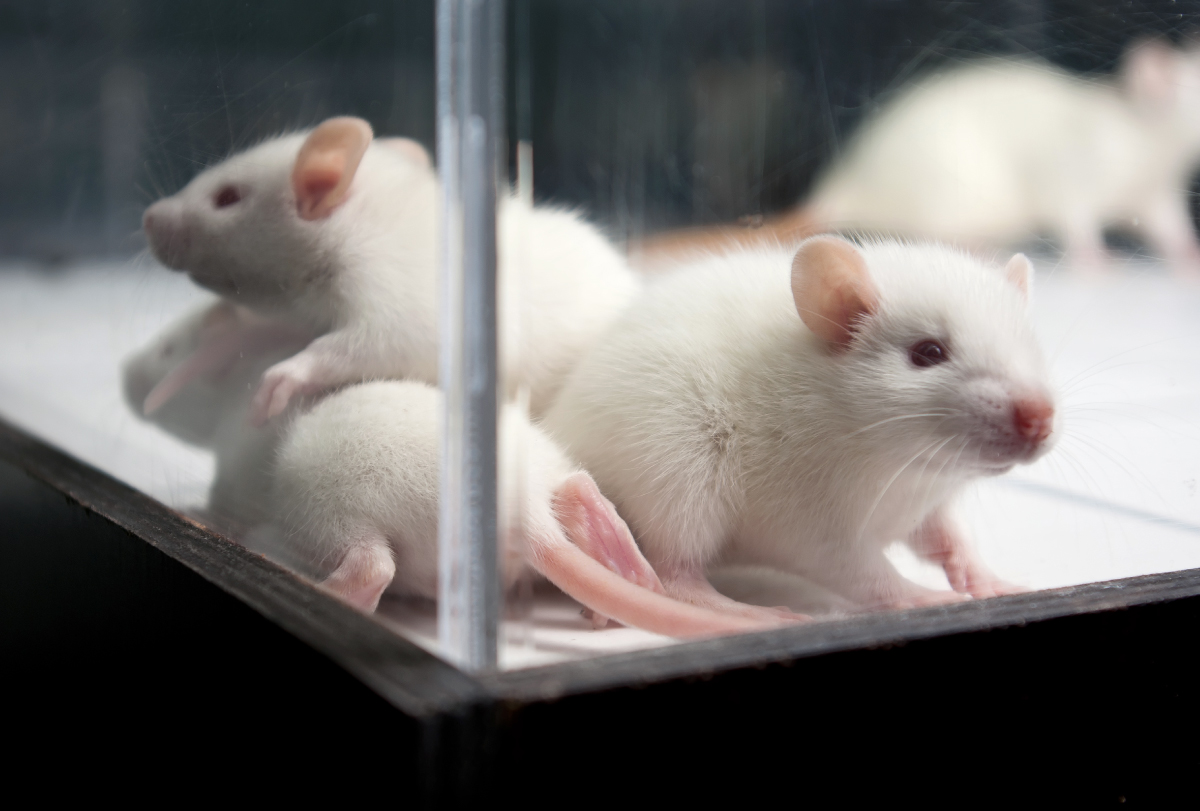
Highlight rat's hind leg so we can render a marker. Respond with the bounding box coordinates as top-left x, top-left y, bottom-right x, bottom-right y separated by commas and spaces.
1138, 190, 1200, 276
319, 531, 396, 612
1057, 208, 1109, 274
542, 472, 800, 636
907, 510, 1021, 599
552, 471, 665, 628
656, 566, 809, 623
552, 472, 665, 596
